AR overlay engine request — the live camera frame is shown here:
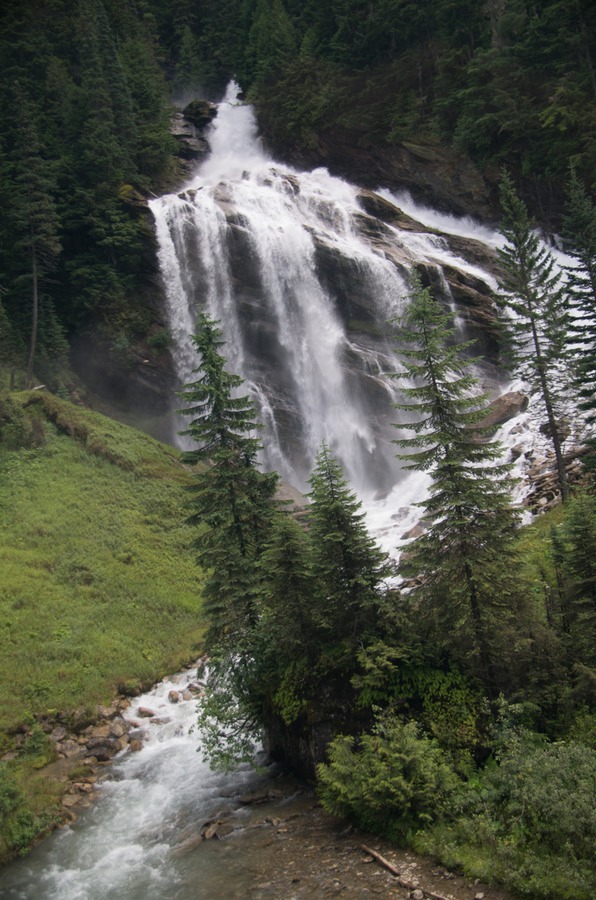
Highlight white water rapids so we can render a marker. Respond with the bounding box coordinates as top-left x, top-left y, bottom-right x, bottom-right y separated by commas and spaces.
0, 667, 276, 899
150, 81, 577, 554
1, 84, 586, 898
